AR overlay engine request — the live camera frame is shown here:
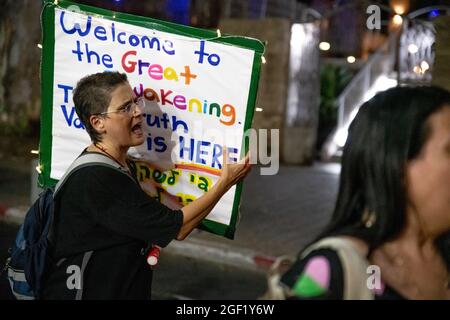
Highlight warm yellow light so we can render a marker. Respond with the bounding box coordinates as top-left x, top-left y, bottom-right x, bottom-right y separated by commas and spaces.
393, 14, 403, 25
347, 56, 356, 64
255, 107, 263, 112
420, 61, 430, 72
216, 29, 221, 37
37, 43, 43, 49
408, 44, 419, 54
413, 66, 422, 74
319, 42, 331, 51
261, 56, 266, 64
392, 5, 406, 15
